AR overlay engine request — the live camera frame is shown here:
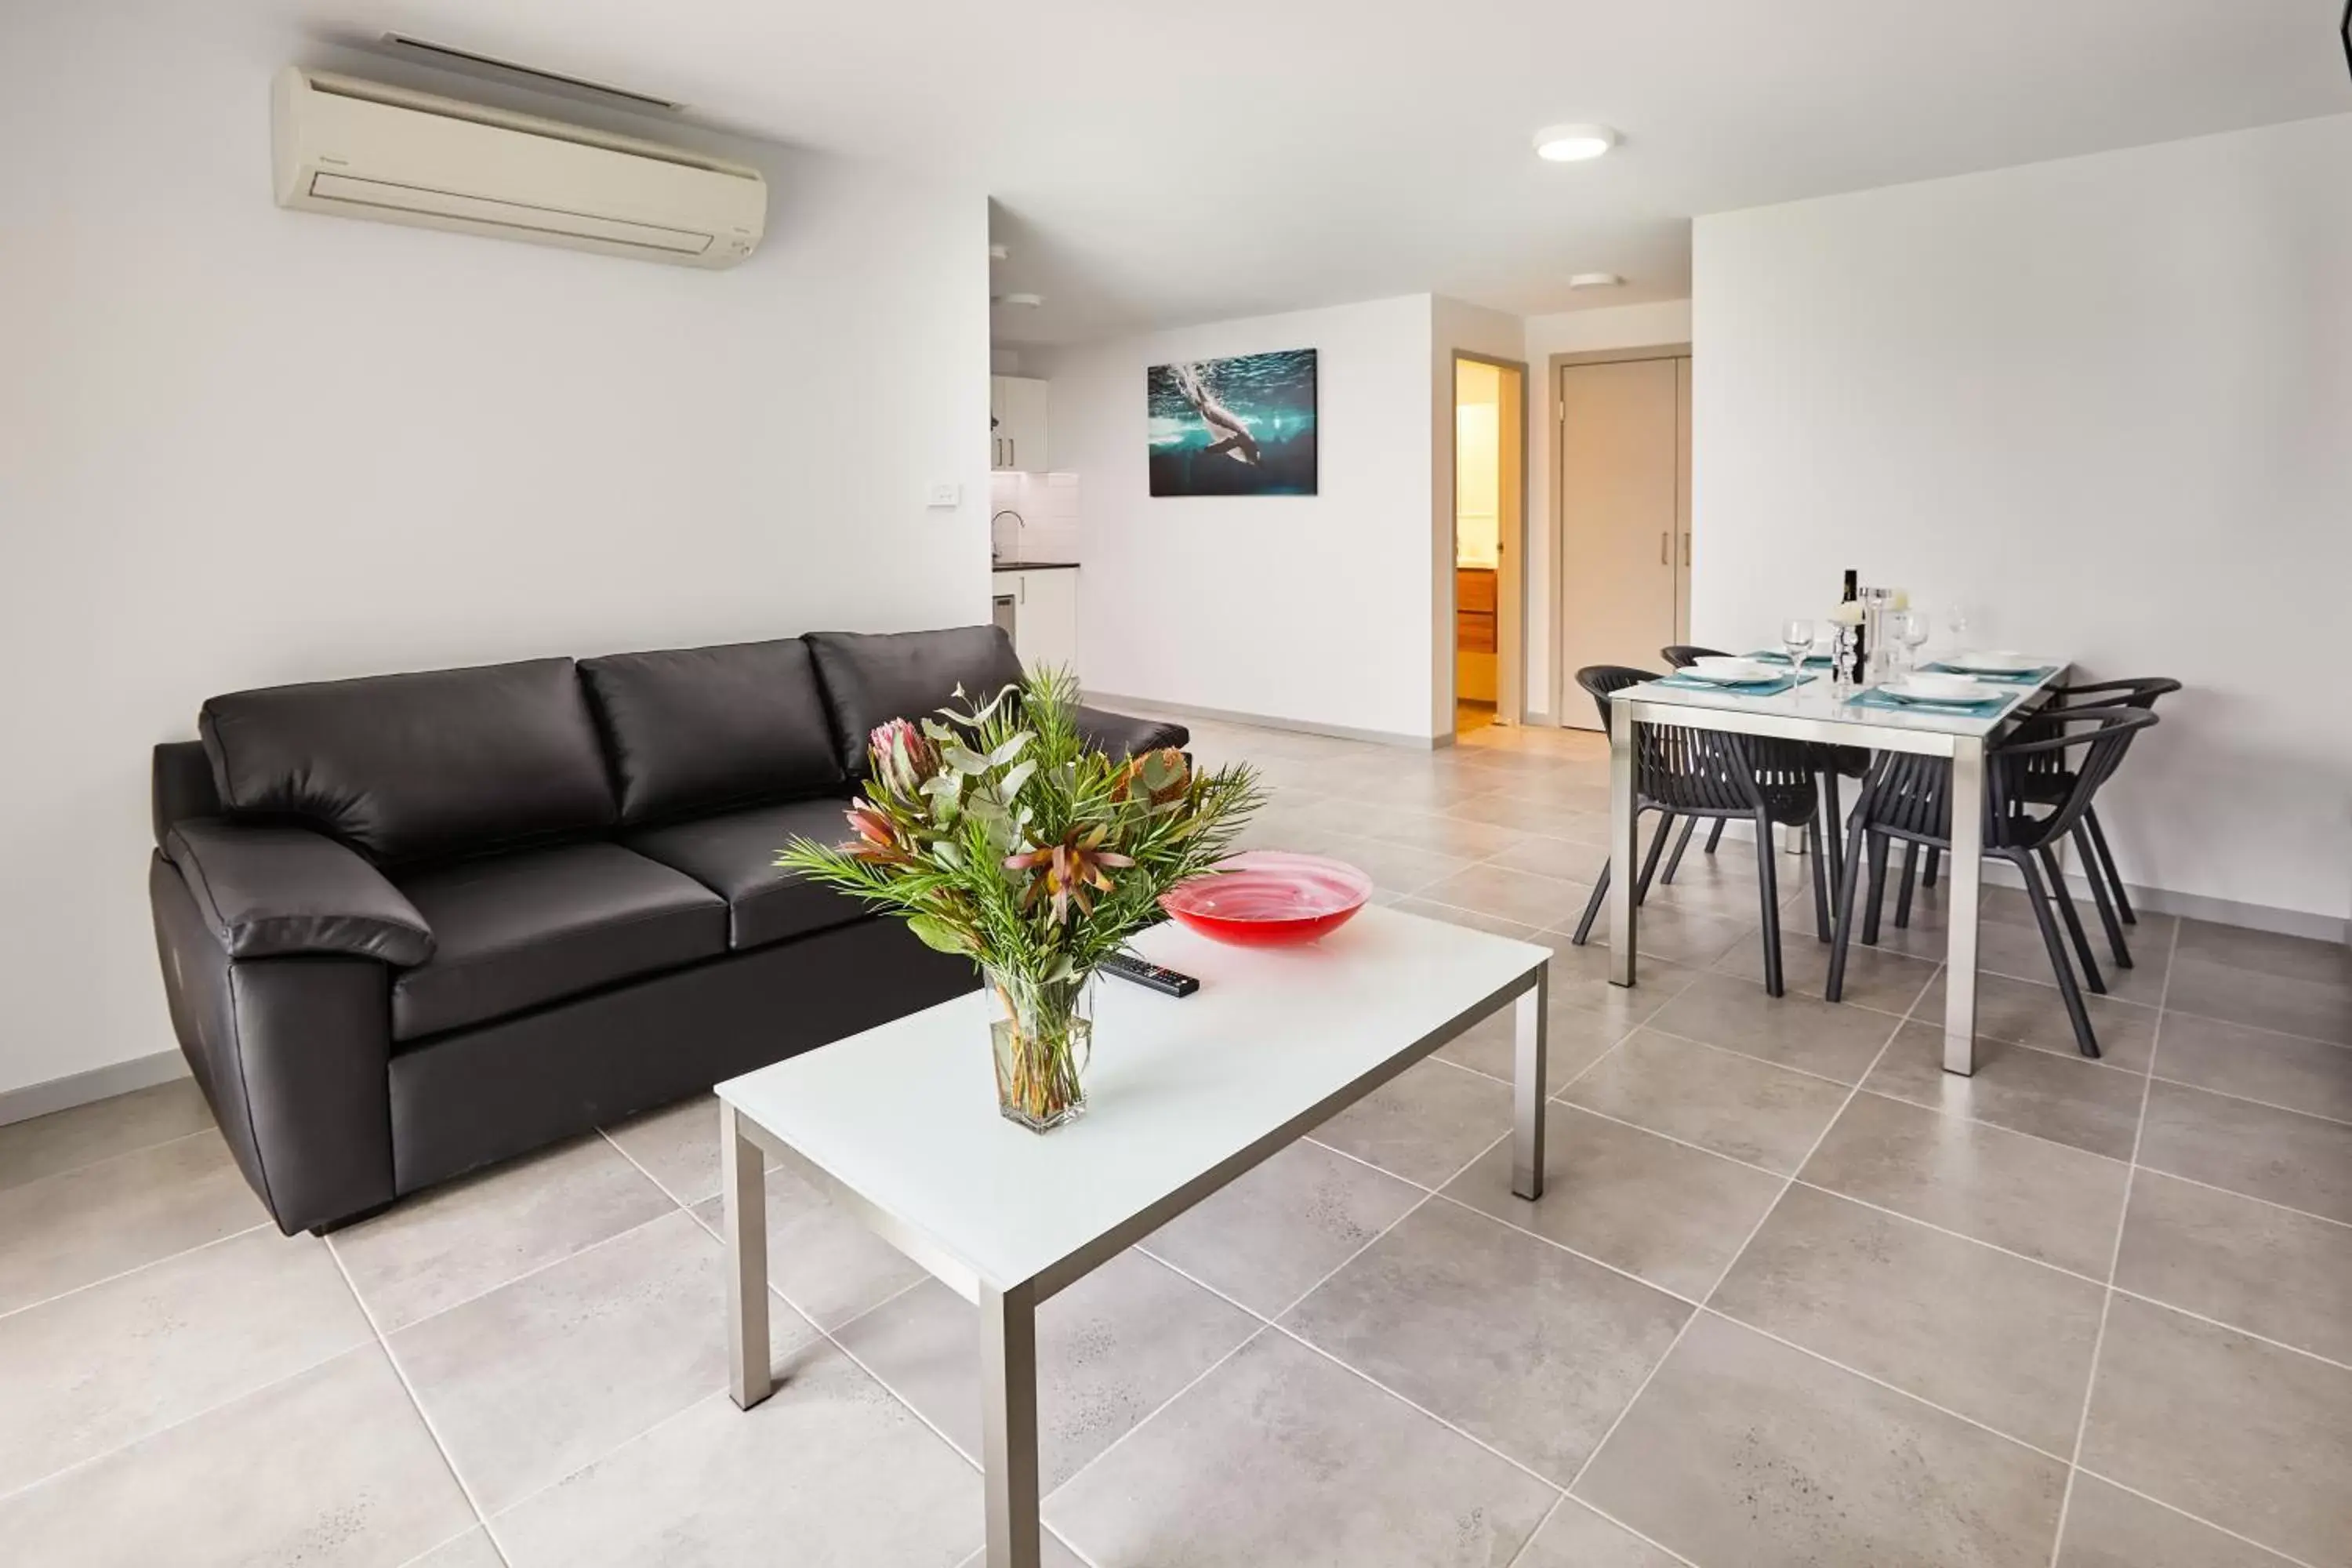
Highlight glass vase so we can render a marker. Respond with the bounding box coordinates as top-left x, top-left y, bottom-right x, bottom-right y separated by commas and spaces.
984, 967, 1095, 1133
